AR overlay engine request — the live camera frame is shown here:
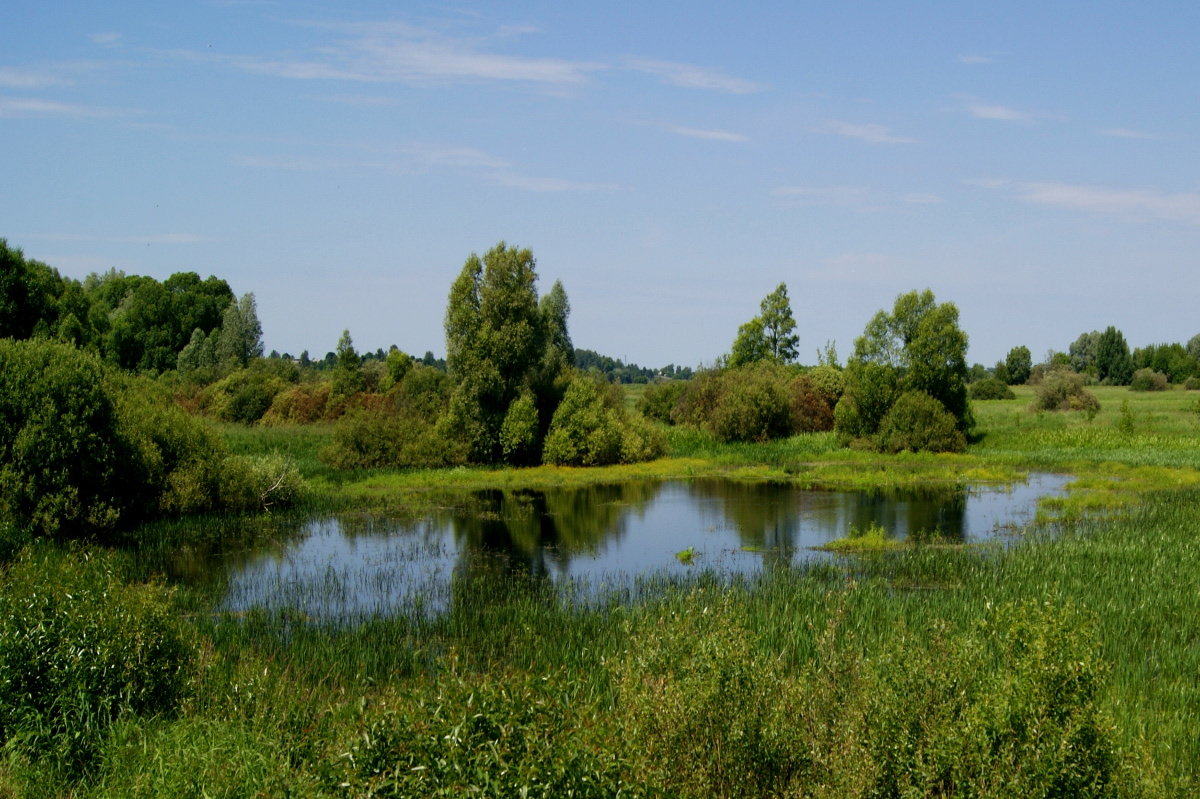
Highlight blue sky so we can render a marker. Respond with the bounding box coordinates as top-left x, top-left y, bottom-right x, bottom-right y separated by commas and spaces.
4, 1, 1199, 367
